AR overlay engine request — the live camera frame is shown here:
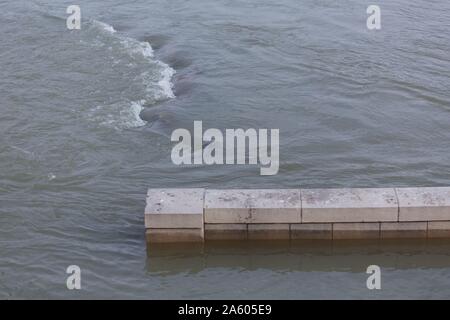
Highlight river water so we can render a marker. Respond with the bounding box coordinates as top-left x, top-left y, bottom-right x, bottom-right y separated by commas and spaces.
1, 0, 450, 298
